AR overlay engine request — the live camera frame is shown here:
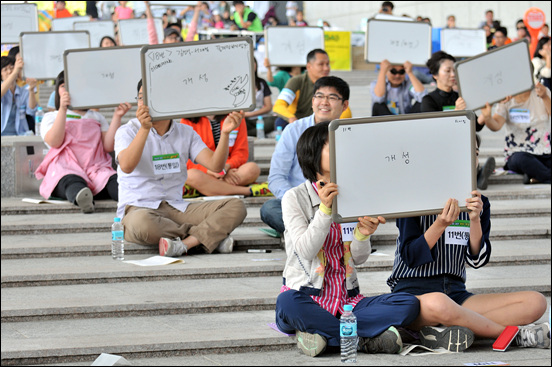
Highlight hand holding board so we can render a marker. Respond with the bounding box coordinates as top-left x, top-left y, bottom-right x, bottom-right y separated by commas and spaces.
140, 37, 255, 120
329, 111, 476, 222
365, 19, 431, 66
